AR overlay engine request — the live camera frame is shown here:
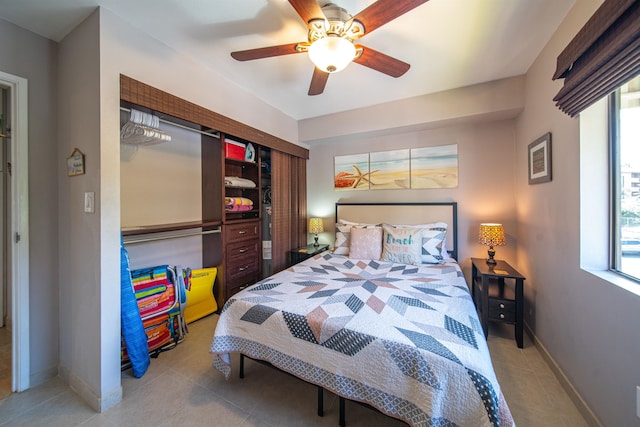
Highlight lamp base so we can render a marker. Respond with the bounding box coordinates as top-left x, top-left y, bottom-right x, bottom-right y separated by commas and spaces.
313, 235, 319, 247
486, 247, 497, 264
